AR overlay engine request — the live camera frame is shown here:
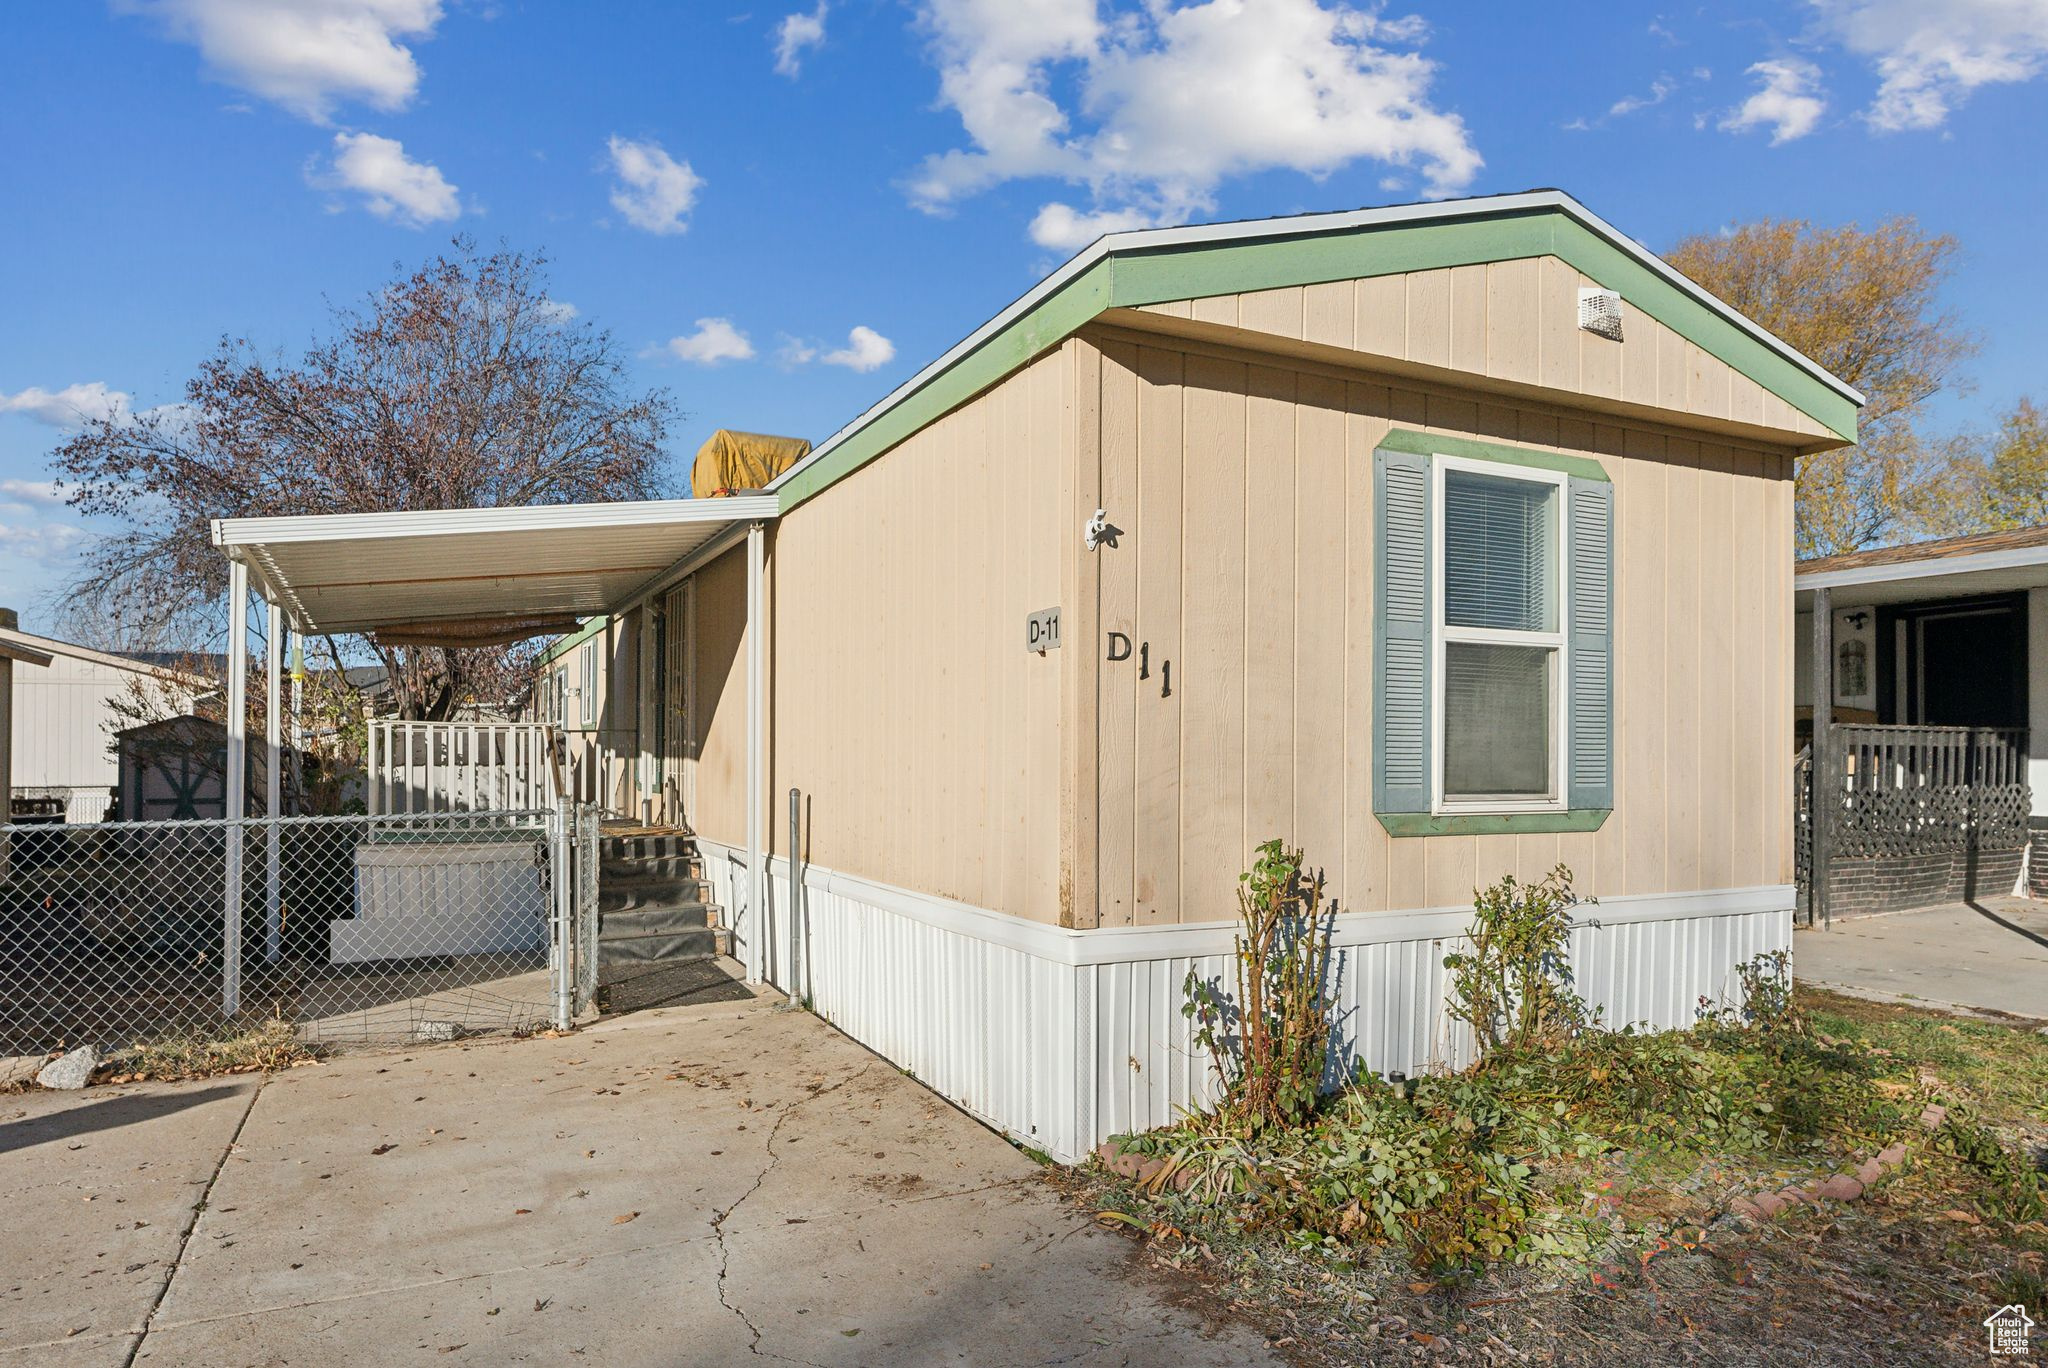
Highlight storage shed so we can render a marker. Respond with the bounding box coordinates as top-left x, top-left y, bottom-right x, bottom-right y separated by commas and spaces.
217, 190, 1862, 1161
